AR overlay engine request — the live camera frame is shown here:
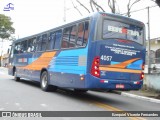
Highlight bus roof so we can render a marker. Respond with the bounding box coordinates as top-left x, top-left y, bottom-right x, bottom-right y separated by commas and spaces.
13, 12, 144, 43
